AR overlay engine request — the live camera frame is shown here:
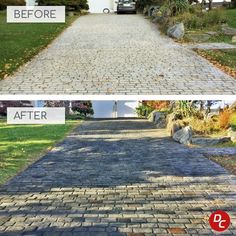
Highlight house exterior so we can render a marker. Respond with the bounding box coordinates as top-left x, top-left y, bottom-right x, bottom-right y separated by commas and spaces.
32, 100, 139, 118
88, 0, 117, 13
26, 0, 117, 12
26, 0, 37, 6
92, 101, 139, 118
26, 1, 231, 10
